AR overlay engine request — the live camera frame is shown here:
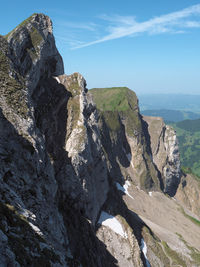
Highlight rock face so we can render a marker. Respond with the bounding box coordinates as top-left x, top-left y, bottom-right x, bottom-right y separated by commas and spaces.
0, 13, 109, 266
0, 14, 69, 266
142, 116, 181, 196
1, 13, 200, 267
176, 173, 200, 218
90, 87, 161, 192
